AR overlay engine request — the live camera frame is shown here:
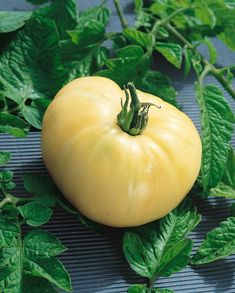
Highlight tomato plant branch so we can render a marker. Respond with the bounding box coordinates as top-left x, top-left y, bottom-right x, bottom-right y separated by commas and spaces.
152, 7, 189, 33
198, 65, 211, 86
204, 60, 235, 100
0, 196, 12, 208
147, 273, 159, 293
0, 186, 35, 208
165, 23, 235, 100
113, 0, 128, 29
